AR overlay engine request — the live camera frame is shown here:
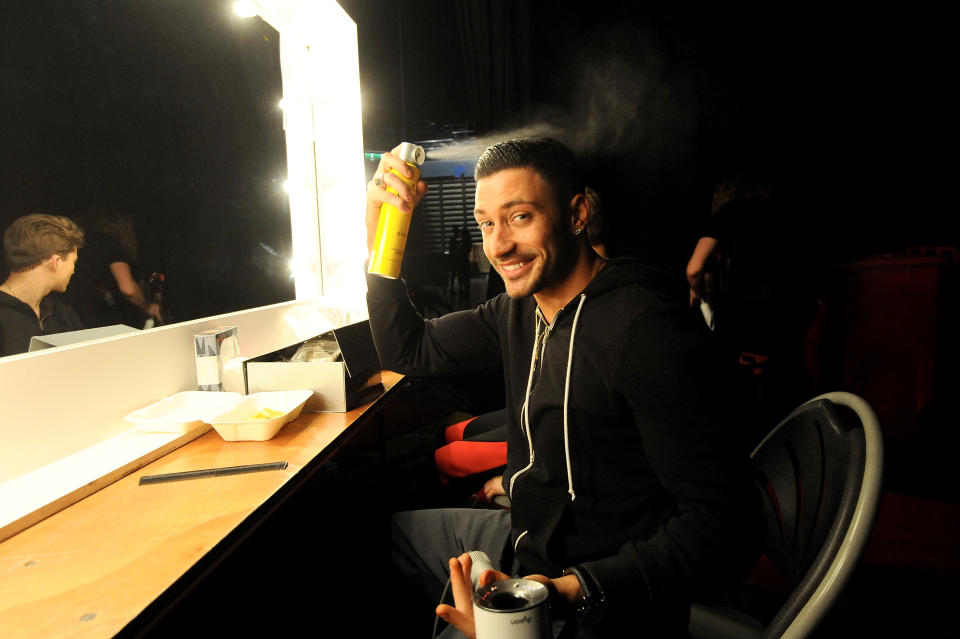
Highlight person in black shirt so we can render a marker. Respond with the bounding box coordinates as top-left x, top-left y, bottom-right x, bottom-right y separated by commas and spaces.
686, 176, 820, 450
61, 208, 159, 329
0, 214, 85, 357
